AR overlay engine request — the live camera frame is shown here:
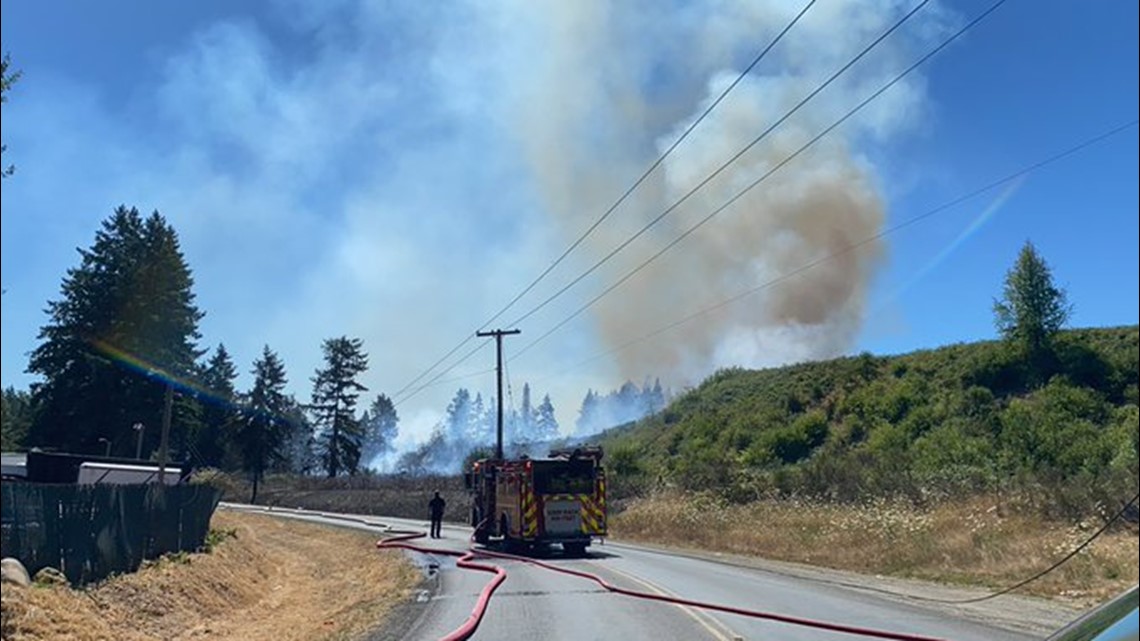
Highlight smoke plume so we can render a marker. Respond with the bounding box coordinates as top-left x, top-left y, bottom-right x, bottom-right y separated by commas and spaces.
504, 0, 945, 385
